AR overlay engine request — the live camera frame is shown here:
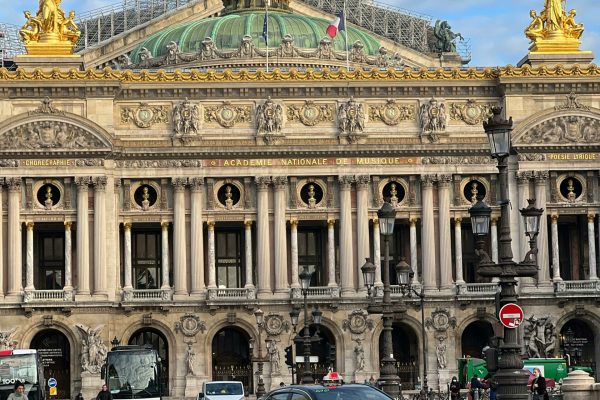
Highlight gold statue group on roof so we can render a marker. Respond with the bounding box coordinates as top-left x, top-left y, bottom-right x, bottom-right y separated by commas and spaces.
19, 0, 81, 56
525, 0, 585, 53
